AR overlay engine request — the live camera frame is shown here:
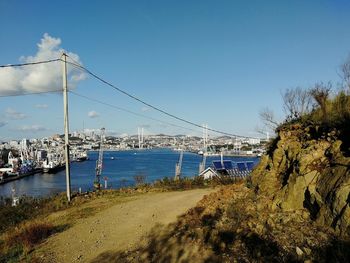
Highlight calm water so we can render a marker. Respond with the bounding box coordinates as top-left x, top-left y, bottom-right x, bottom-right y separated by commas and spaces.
0, 149, 259, 197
